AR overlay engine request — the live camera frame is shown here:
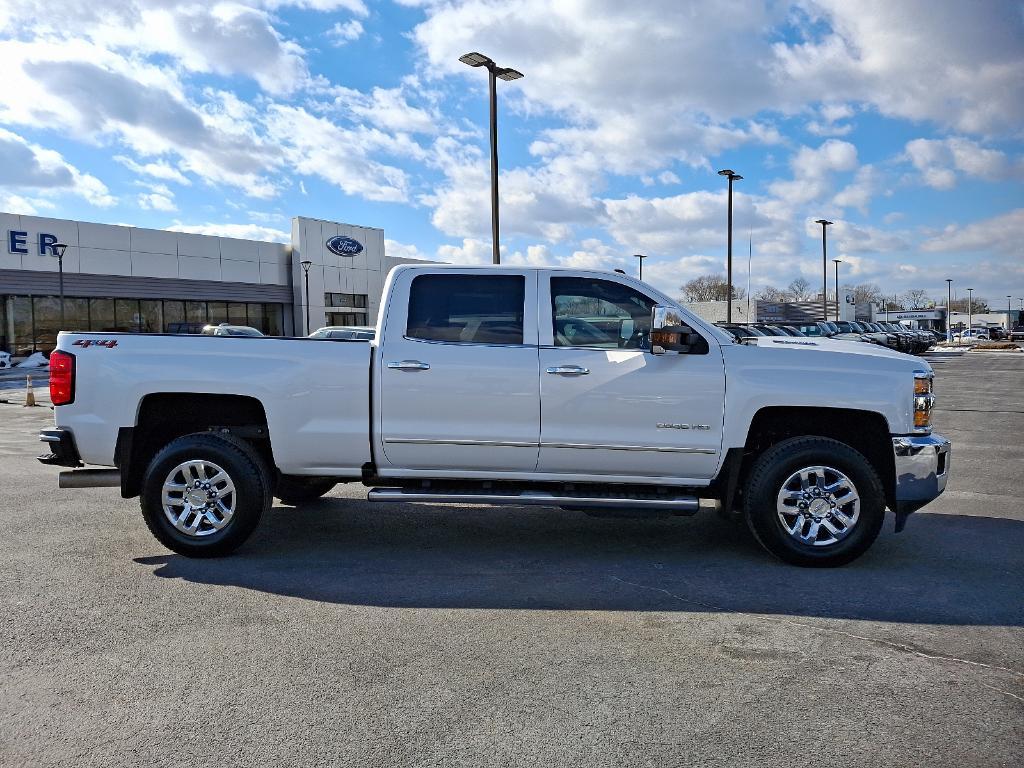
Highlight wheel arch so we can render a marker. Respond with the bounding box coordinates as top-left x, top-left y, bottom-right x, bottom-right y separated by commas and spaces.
735, 406, 896, 514
117, 393, 274, 499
